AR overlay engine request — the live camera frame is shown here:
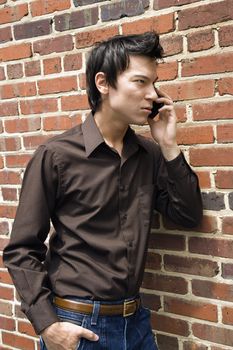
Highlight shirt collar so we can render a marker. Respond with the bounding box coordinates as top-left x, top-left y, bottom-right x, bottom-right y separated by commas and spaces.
82, 112, 149, 157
